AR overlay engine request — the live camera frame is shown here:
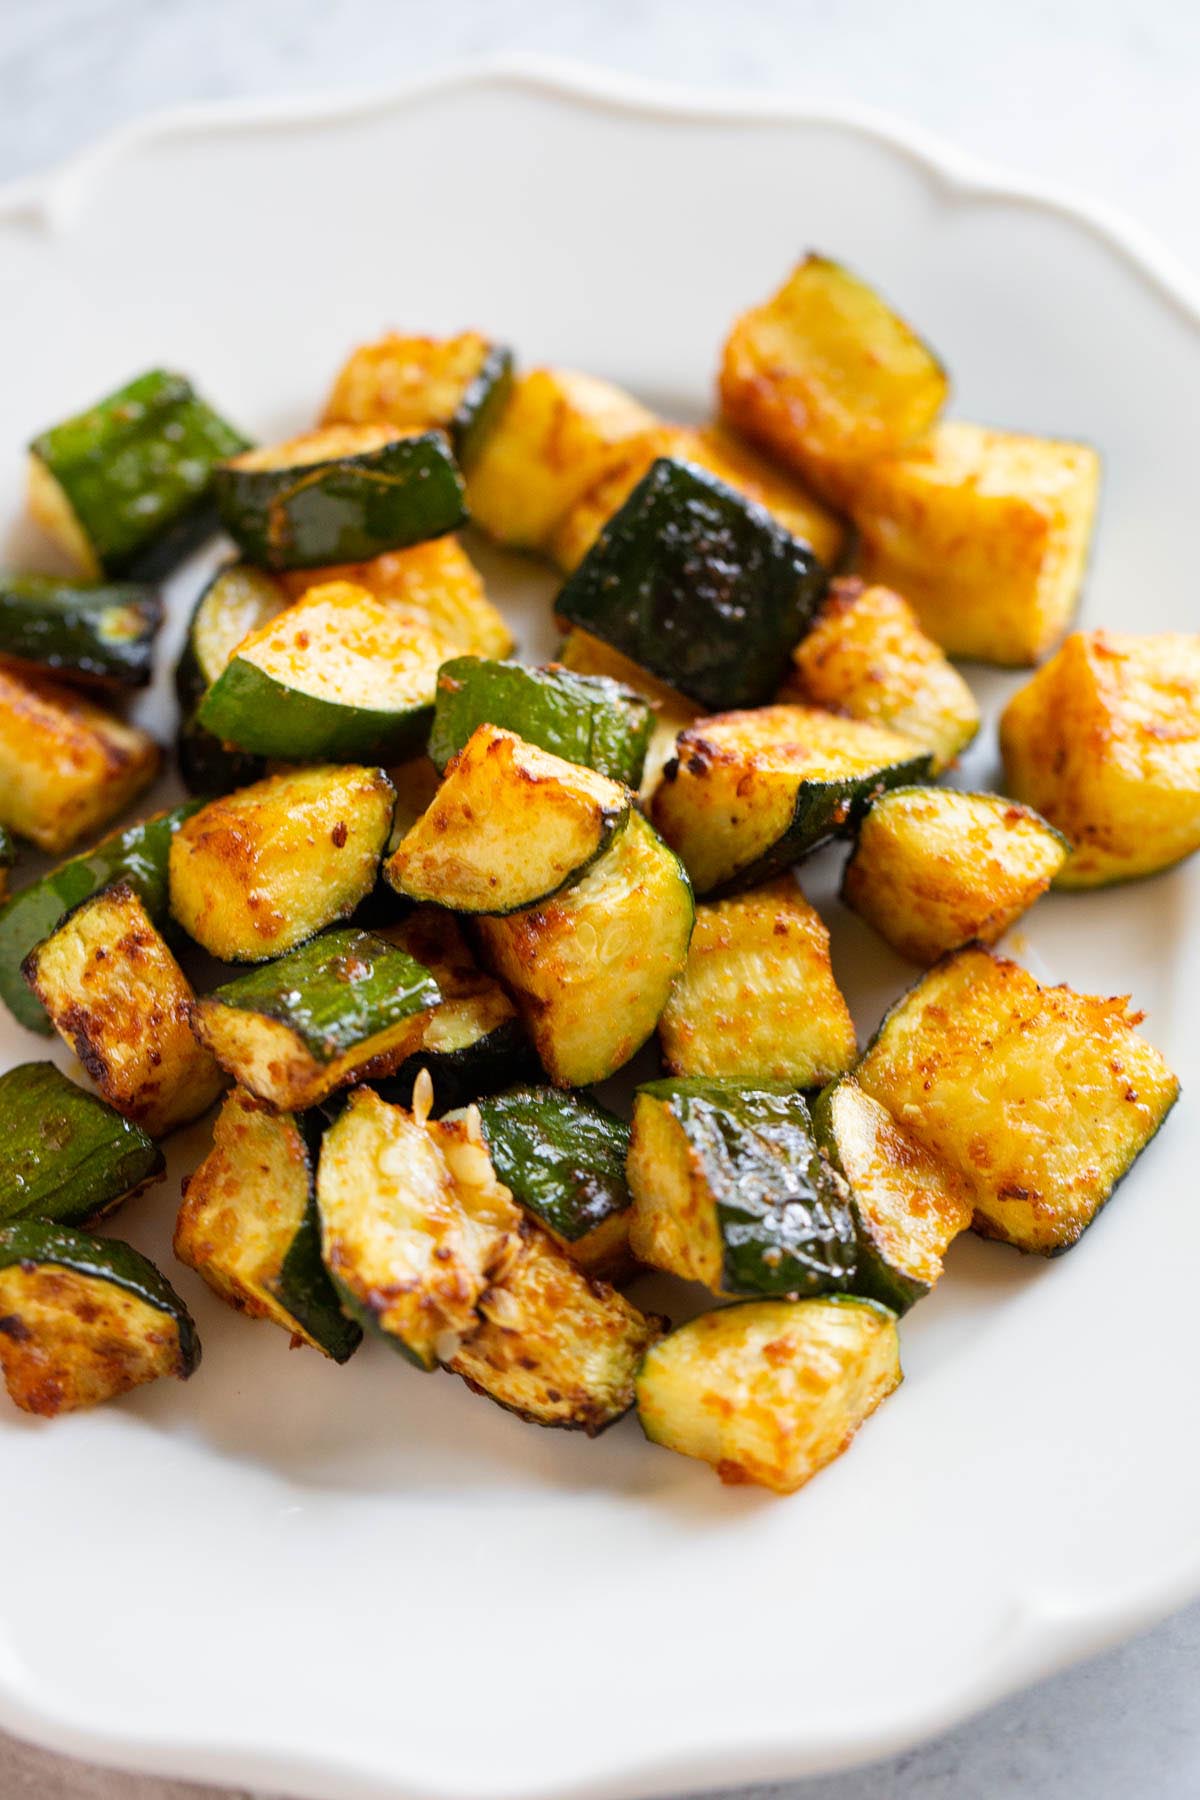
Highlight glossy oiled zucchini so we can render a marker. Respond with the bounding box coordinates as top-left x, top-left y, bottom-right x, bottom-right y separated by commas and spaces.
651, 704, 930, 895
23, 881, 227, 1138
636, 1297, 901, 1493
555, 457, 825, 711
322, 330, 513, 467
428, 656, 653, 789
842, 787, 1069, 964
0, 1061, 163, 1227
658, 876, 856, 1086
0, 1220, 199, 1416
556, 627, 699, 801
168, 764, 395, 962
812, 1076, 972, 1313
27, 369, 247, 580
175, 1088, 360, 1362
854, 946, 1180, 1254
197, 580, 449, 763
475, 809, 694, 1087
387, 723, 631, 915
0, 573, 162, 689
280, 537, 512, 660
190, 927, 440, 1110
628, 1080, 856, 1297
1000, 629, 1200, 887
